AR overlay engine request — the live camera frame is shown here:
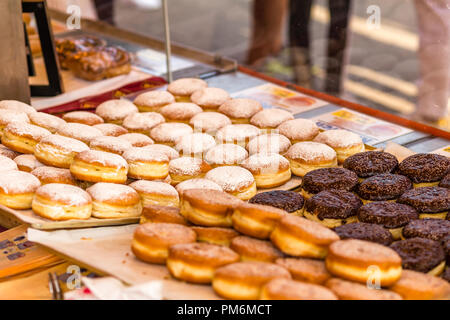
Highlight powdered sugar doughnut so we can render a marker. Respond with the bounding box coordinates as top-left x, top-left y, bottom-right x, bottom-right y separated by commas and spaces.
93, 123, 128, 137
122, 112, 165, 135
0, 155, 19, 172
314, 130, 365, 163
218, 98, 263, 124
169, 157, 212, 185
0, 144, 20, 159
205, 144, 248, 167
95, 99, 138, 124
189, 112, 231, 134
240, 153, 291, 188
160, 103, 202, 123
250, 109, 294, 131
63, 111, 104, 126
0, 109, 29, 136
117, 133, 154, 147
129, 180, 179, 207
247, 134, 291, 155
0, 171, 41, 209
190, 87, 231, 111
150, 122, 193, 146
2, 122, 51, 154
167, 78, 208, 102
14, 154, 43, 172
134, 90, 176, 112
0, 100, 37, 115
90, 136, 133, 155
205, 166, 256, 200
122, 147, 169, 180
174, 133, 216, 157
216, 124, 260, 146
31, 166, 77, 185
277, 119, 320, 143
175, 178, 223, 195
57, 123, 103, 144
29, 112, 66, 133
285, 142, 338, 176
142, 144, 179, 160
